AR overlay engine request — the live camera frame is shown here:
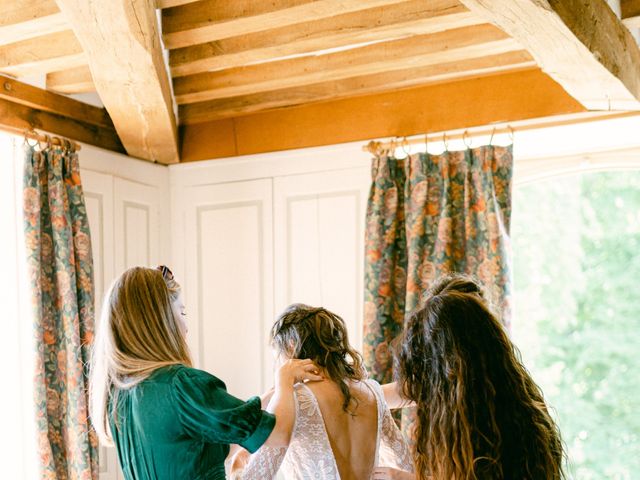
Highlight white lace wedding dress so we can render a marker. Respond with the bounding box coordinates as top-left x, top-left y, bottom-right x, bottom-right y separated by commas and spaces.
238, 379, 414, 479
